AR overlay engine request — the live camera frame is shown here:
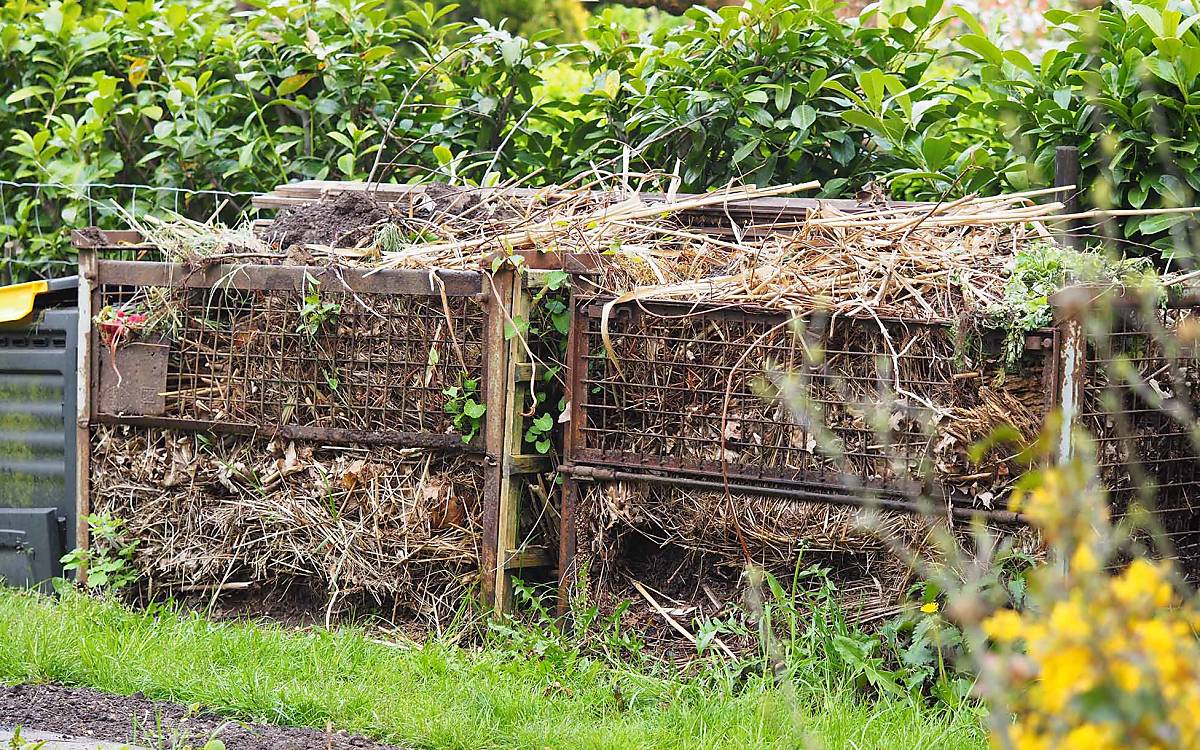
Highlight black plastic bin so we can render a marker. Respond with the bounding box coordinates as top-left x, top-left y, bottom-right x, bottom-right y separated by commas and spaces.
0, 277, 78, 589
